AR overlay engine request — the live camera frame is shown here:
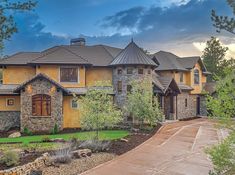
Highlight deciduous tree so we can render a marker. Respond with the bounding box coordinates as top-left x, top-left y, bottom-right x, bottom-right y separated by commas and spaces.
77, 81, 122, 140
0, 0, 36, 51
